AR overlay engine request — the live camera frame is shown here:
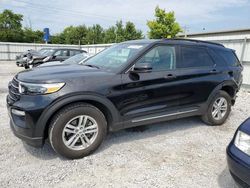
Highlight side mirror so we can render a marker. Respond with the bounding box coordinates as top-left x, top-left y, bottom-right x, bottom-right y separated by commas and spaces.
132, 63, 152, 73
